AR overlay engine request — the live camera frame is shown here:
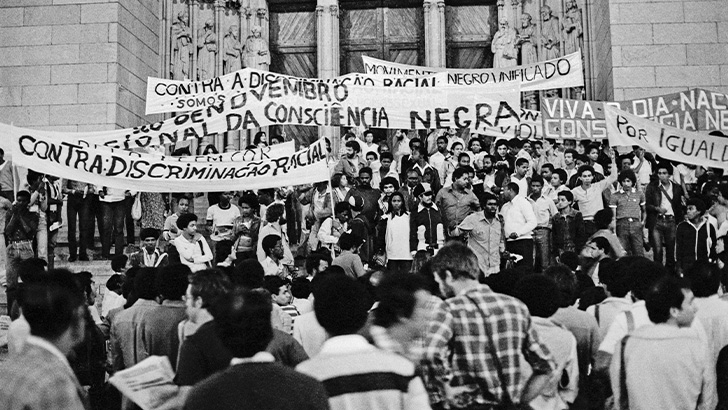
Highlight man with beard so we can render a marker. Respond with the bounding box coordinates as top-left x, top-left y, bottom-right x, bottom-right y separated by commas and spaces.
452, 192, 505, 277
422, 243, 554, 409
334, 140, 364, 180
481, 154, 497, 193
377, 176, 399, 215
410, 183, 444, 256
345, 167, 381, 232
